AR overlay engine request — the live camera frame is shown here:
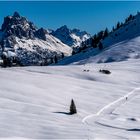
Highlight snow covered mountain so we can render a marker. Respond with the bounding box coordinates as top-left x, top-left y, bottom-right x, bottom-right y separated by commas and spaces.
52, 25, 91, 47
0, 12, 72, 66
58, 12, 140, 65
91, 12, 140, 63
0, 12, 140, 140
